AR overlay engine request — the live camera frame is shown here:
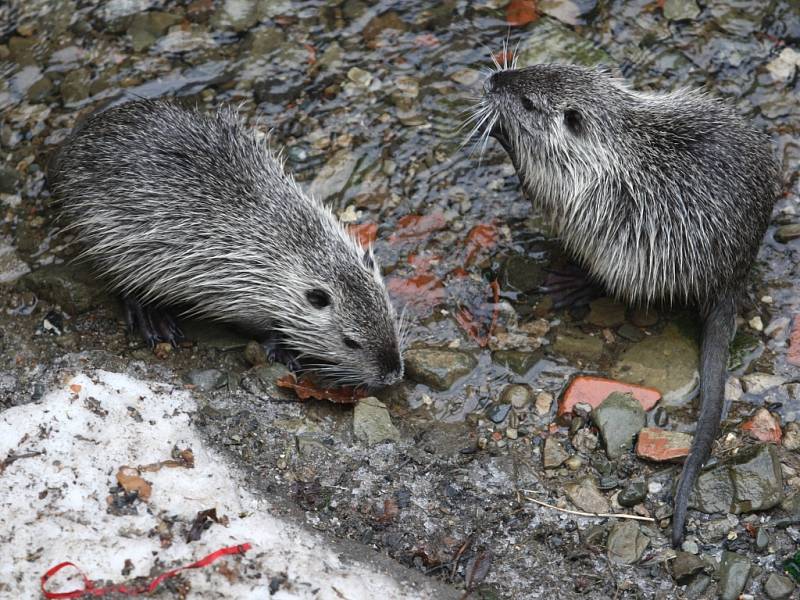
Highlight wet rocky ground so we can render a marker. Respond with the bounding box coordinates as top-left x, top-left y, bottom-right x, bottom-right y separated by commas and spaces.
1, 0, 800, 598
